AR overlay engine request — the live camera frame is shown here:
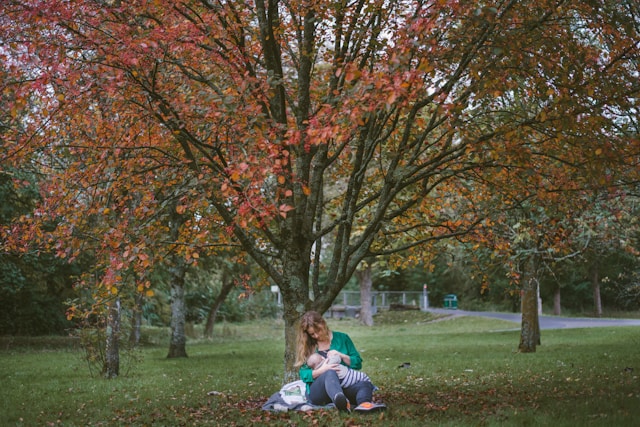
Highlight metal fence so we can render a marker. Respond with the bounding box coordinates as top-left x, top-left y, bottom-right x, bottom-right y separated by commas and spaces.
326, 290, 430, 318
334, 290, 428, 309
271, 287, 431, 318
